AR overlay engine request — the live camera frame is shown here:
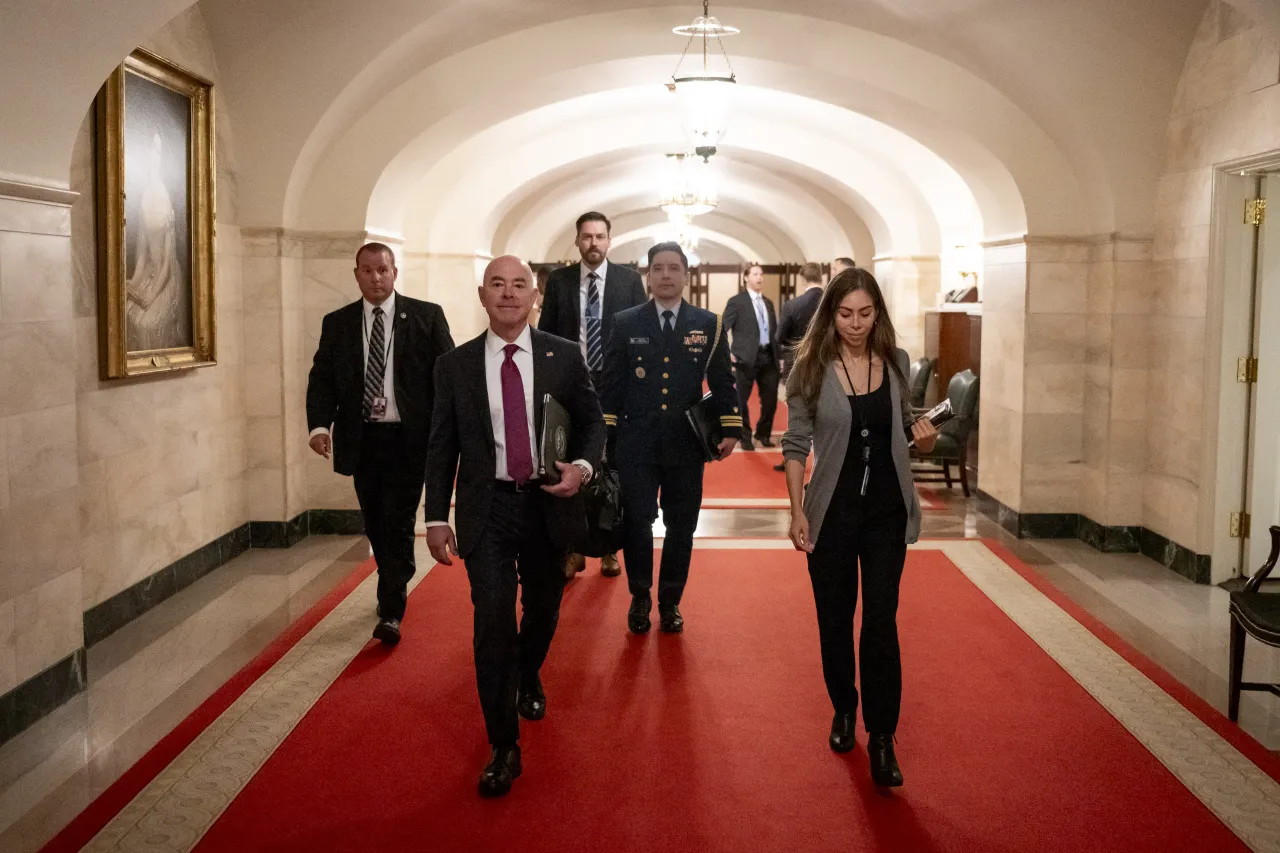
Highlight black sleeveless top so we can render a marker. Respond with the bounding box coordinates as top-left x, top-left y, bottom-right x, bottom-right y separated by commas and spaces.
833, 377, 905, 517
